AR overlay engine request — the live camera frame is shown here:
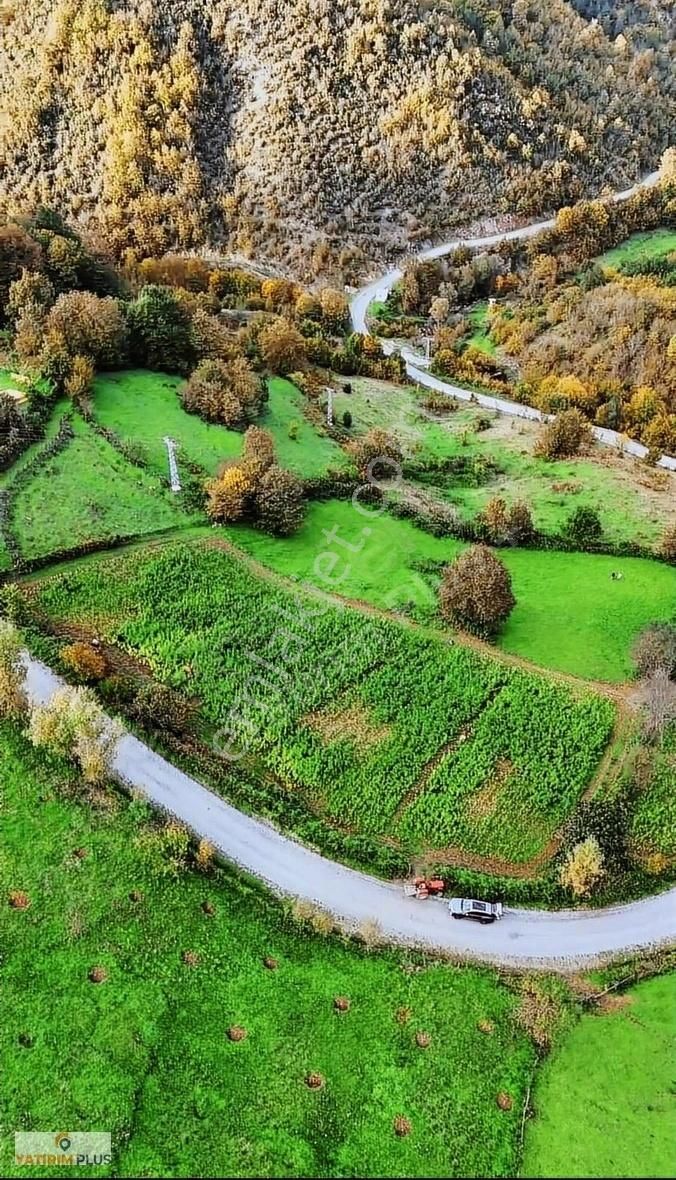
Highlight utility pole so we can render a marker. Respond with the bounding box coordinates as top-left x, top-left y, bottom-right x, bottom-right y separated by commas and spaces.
163, 436, 181, 493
